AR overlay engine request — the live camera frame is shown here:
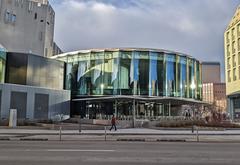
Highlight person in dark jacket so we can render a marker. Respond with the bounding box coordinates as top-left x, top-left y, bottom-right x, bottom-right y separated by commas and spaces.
109, 115, 117, 131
